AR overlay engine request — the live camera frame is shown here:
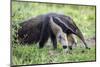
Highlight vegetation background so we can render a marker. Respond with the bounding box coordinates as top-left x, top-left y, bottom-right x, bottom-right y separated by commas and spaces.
11, 1, 96, 66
